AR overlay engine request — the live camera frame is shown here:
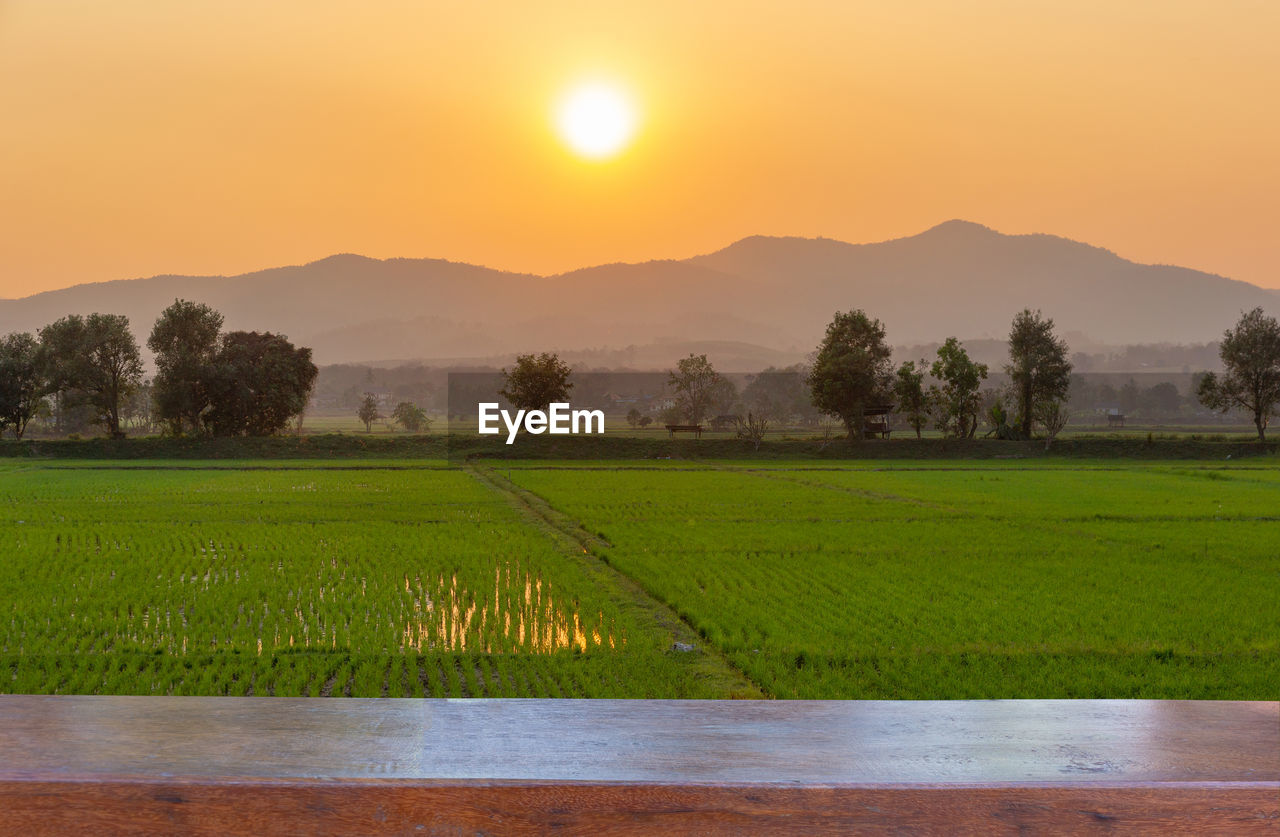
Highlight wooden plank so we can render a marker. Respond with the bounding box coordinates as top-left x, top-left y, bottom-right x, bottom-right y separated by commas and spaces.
0, 697, 1276, 834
